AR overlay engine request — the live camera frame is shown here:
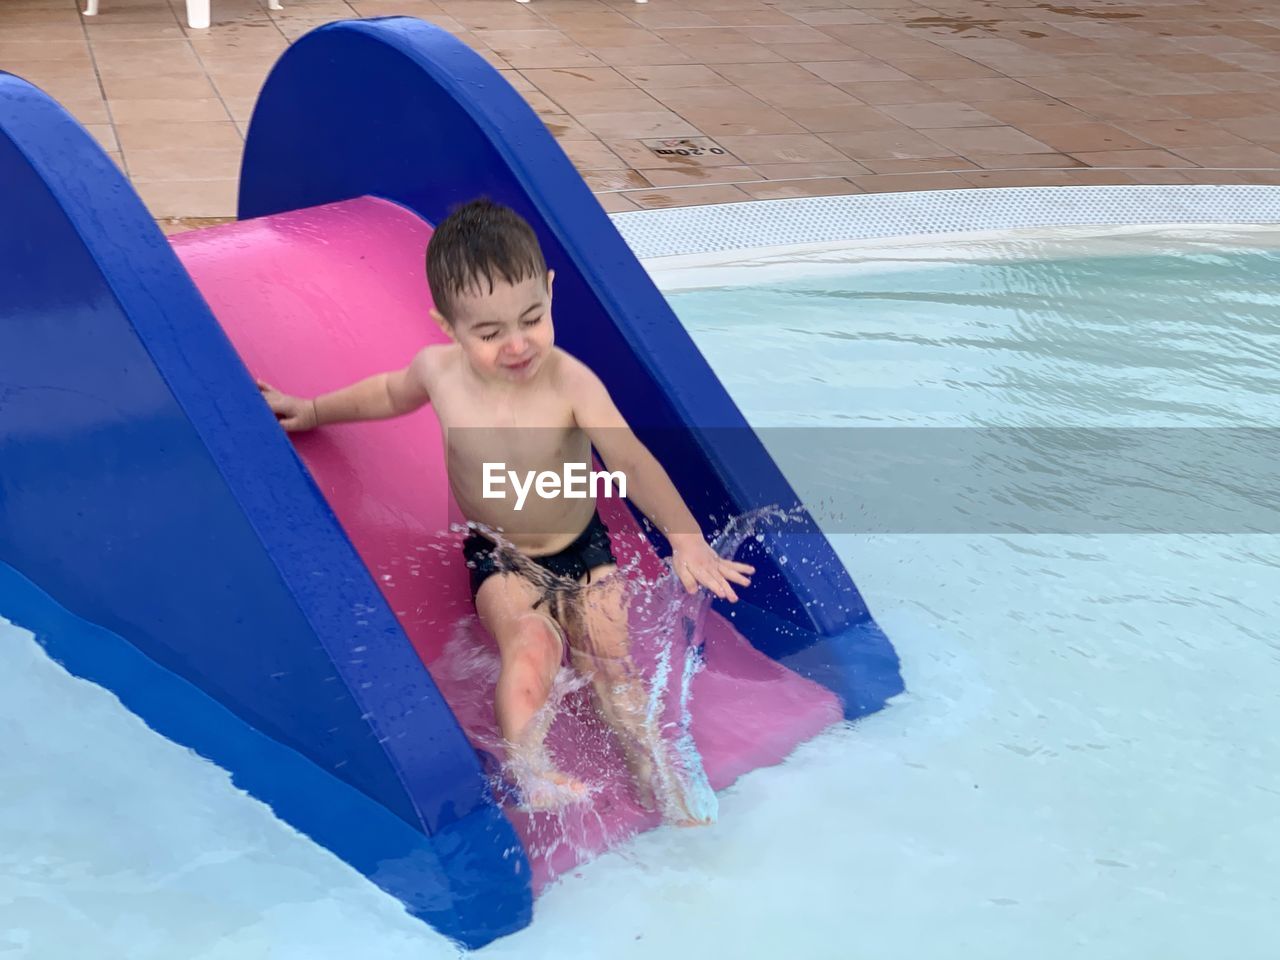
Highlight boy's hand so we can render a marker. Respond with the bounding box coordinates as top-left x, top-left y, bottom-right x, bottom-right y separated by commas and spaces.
669, 535, 755, 603
257, 380, 318, 432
